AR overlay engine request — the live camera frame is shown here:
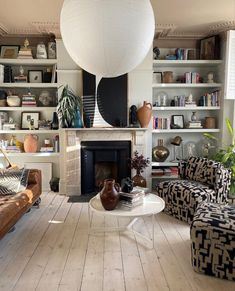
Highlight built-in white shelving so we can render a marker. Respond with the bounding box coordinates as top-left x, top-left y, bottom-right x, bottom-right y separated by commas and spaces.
0, 107, 56, 111
0, 58, 57, 65
152, 129, 220, 133
0, 83, 58, 88
0, 130, 59, 134
153, 60, 223, 67
151, 175, 178, 179
152, 83, 222, 88
152, 106, 220, 111
0, 152, 59, 157
151, 56, 222, 188
152, 162, 178, 167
